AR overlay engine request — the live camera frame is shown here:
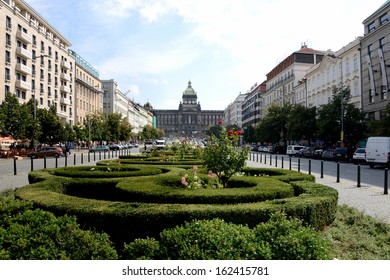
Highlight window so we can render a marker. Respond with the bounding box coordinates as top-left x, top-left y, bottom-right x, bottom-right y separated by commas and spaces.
353, 55, 358, 72
6, 34, 11, 46
368, 21, 376, 33
5, 68, 11, 80
368, 44, 373, 57
379, 37, 385, 50
6, 16, 12, 29
5, 51, 11, 63
380, 13, 388, 25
